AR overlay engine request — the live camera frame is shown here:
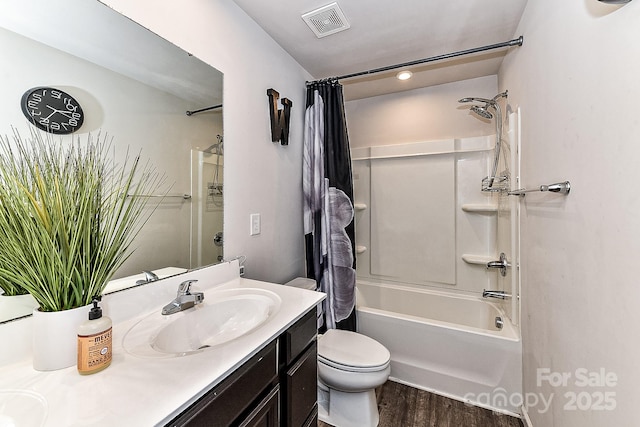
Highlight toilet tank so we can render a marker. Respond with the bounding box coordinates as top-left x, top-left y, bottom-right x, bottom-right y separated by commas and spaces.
284, 277, 317, 291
